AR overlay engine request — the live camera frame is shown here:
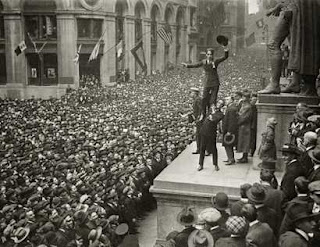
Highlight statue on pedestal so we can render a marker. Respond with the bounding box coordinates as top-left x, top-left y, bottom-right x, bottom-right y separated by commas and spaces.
259, 0, 320, 95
